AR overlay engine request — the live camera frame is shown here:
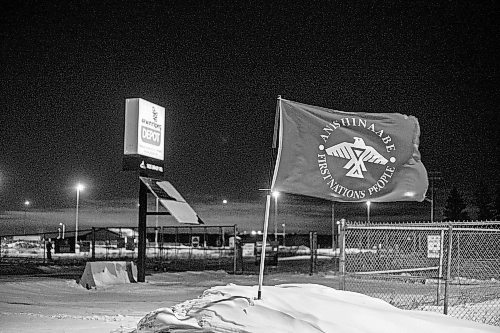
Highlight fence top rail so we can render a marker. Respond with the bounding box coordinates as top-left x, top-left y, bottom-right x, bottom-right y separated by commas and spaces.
346, 221, 500, 227
346, 225, 500, 232
346, 221, 499, 228
346, 225, 449, 231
